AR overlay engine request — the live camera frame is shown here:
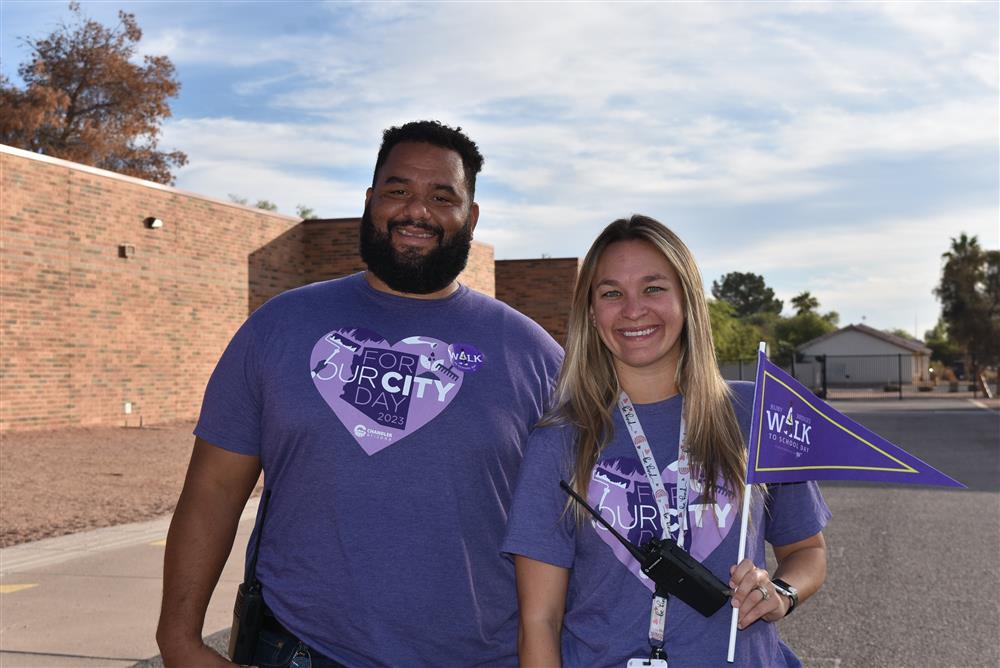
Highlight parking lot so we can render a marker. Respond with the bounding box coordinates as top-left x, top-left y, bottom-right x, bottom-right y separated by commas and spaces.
780, 400, 999, 667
